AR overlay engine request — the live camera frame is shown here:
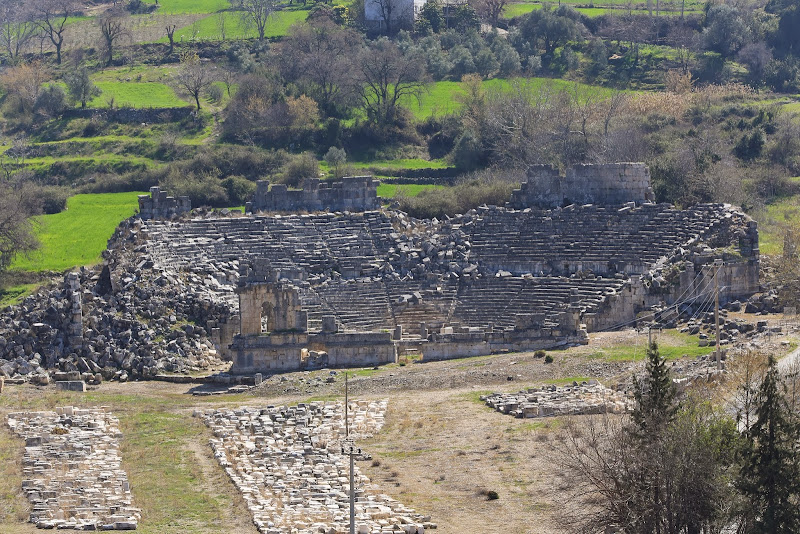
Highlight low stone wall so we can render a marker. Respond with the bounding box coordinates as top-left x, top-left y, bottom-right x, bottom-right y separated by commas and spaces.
423, 330, 589, 361
483, 382, 632, 418
200, 400, 433, 533
7, 407, 139, 530
249, 177, 381, 213
509, 163, 655, 209
230, 331, 397, 373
